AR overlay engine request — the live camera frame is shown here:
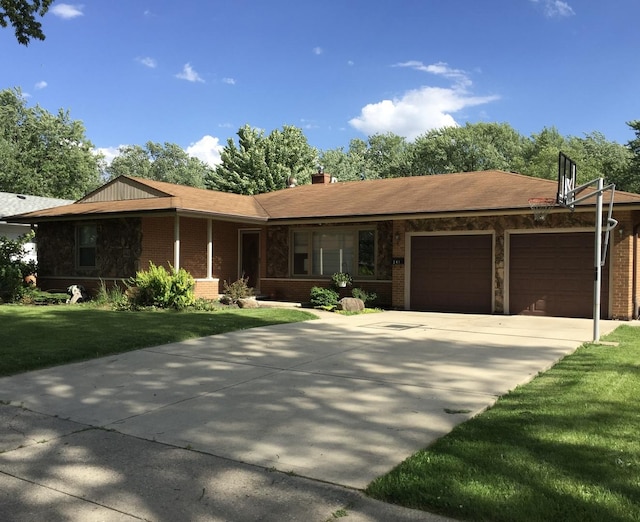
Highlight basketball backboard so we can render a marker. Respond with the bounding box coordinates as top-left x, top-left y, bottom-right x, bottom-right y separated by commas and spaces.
557, 152, 577, 208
